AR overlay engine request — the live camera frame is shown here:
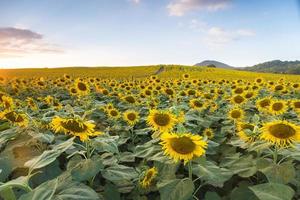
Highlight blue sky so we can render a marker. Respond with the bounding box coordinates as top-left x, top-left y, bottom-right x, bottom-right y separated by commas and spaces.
0, 0, 300, 68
